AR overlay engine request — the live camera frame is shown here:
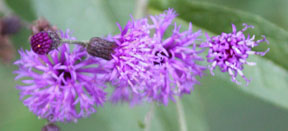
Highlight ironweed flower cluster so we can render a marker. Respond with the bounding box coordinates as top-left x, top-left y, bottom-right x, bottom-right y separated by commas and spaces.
201, 24, 269, 85
14, 9, 269, 122
15, 30, 107, 122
